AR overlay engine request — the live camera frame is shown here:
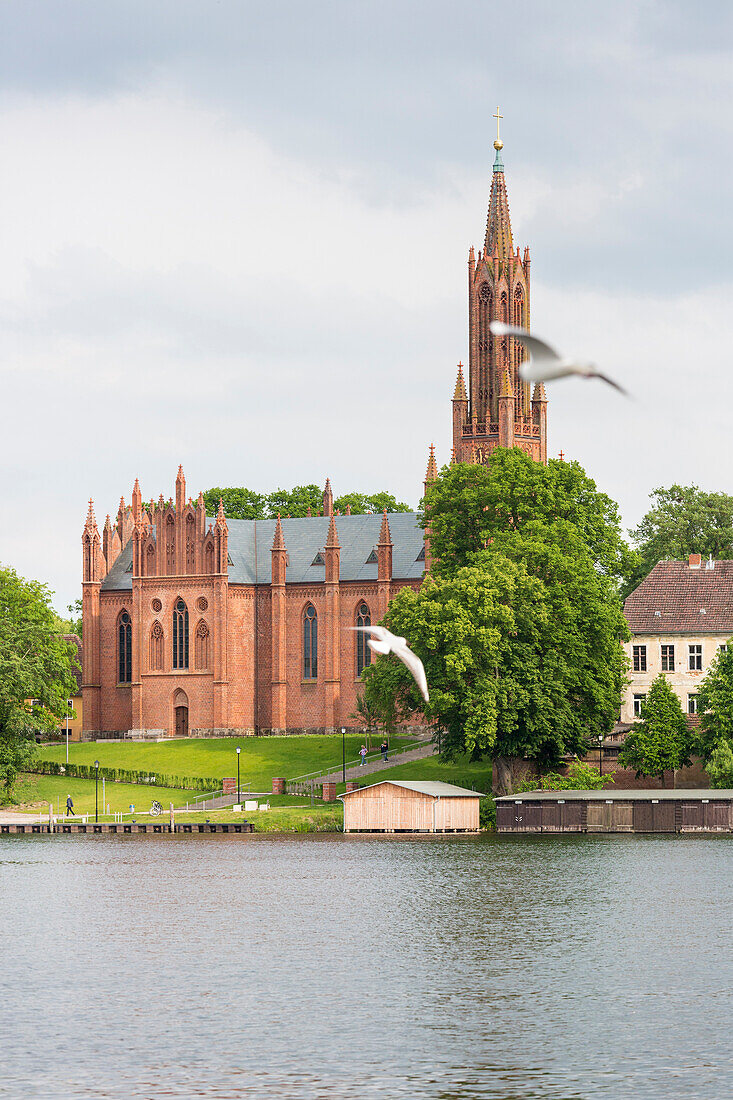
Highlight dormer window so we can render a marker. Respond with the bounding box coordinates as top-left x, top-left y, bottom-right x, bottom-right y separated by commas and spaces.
366, 549, 378, 564
311, 551, 325, 566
